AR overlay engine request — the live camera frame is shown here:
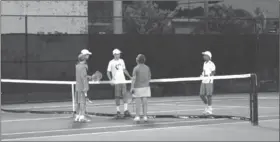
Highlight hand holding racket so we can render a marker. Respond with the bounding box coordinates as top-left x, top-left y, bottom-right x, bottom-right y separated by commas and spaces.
84, 92, 94, 104
92, 71, 102, 81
